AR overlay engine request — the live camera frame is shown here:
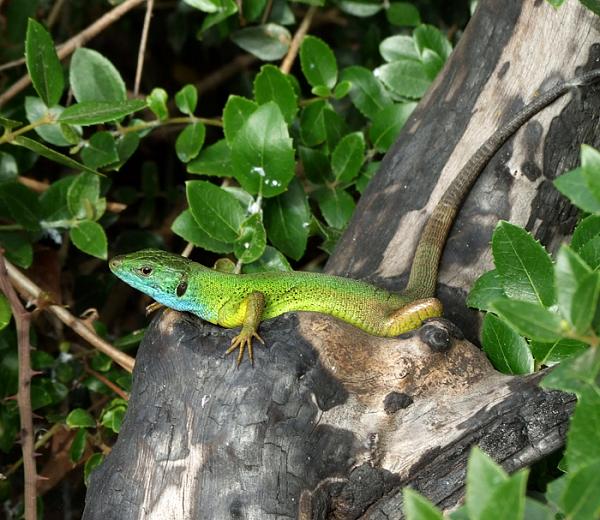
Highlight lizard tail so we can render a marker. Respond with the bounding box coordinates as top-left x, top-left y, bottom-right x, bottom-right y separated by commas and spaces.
403, 68, 600, 300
